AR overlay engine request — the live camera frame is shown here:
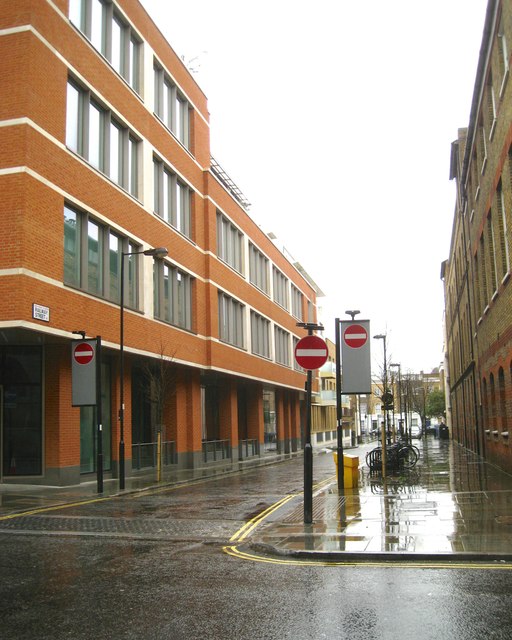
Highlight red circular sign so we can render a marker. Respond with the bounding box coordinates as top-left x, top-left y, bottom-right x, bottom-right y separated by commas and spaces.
295, 335, 328, 370
343, 324, 368, 349
73, 342, 94, 365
